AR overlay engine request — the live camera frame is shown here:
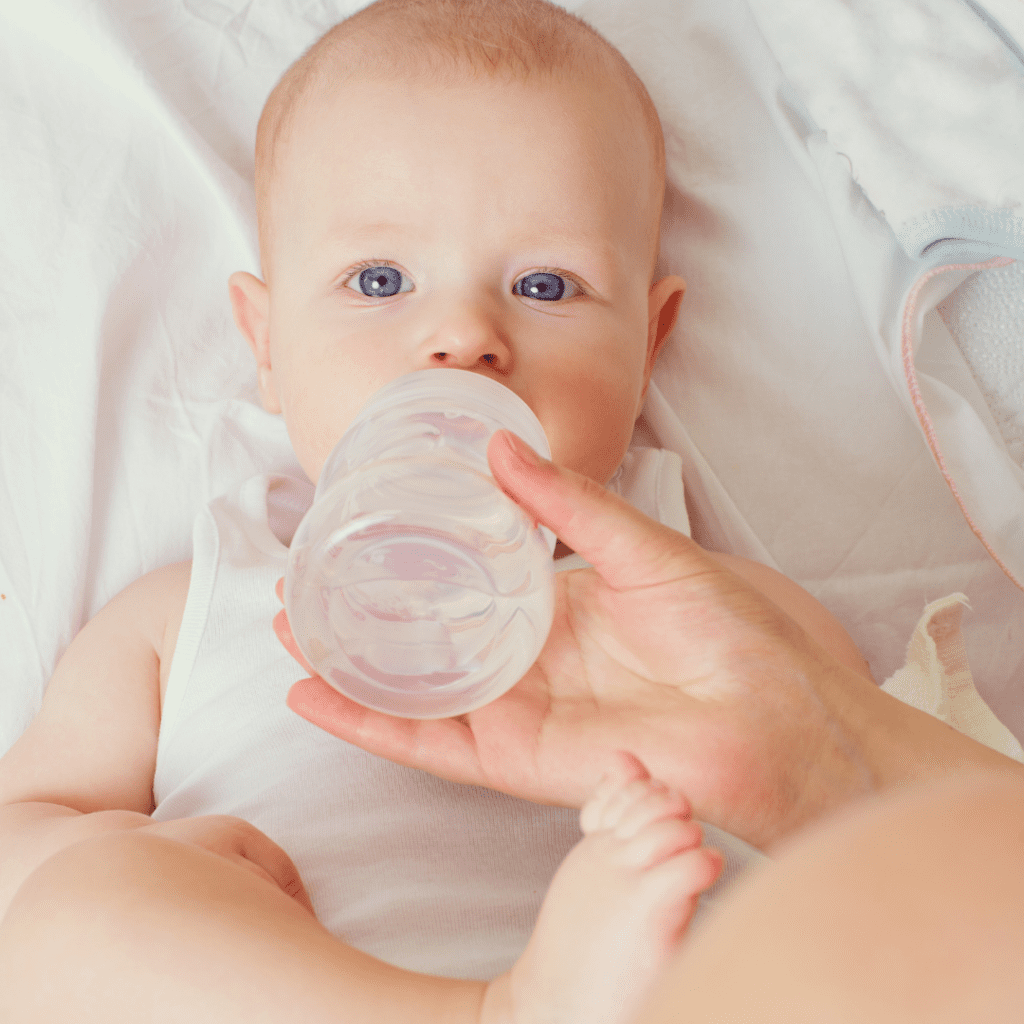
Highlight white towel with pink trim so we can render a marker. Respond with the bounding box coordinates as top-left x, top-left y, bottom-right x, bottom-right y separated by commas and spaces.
736, 0, 1024, 652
